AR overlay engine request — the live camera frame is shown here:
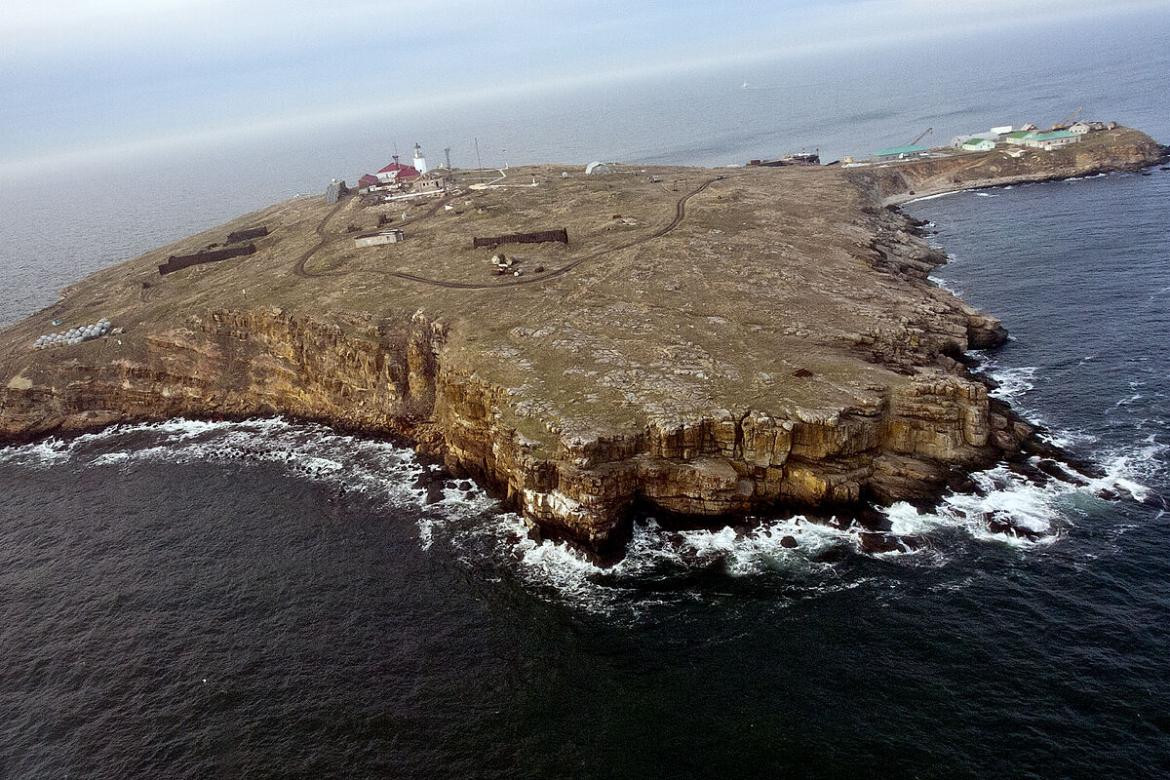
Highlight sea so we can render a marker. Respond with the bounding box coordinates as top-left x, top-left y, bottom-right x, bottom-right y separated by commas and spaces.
1, 12, 1169, 778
